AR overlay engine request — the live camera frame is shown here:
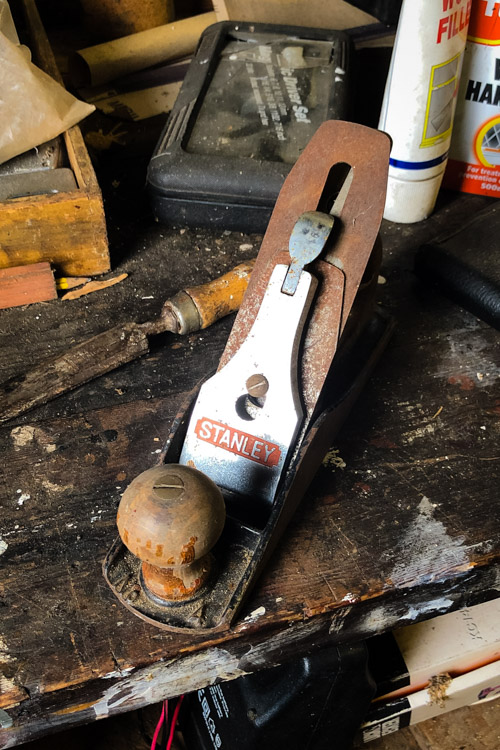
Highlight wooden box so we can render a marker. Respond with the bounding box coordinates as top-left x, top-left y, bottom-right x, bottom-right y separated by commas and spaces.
0, 0, 110, 277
